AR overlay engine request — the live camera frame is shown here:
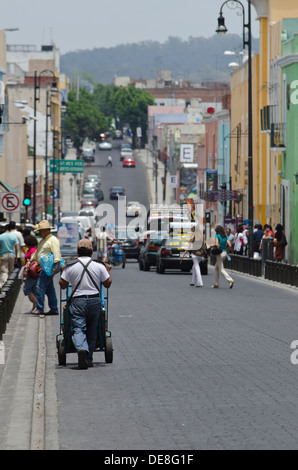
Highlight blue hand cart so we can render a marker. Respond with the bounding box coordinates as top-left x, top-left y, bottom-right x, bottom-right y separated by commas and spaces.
107, 243, 126, 268
56, 283, 113, 366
